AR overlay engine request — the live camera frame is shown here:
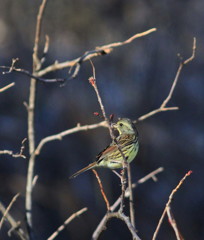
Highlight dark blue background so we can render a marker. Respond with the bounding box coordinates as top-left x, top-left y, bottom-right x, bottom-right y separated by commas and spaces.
0, 0, 203, 239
